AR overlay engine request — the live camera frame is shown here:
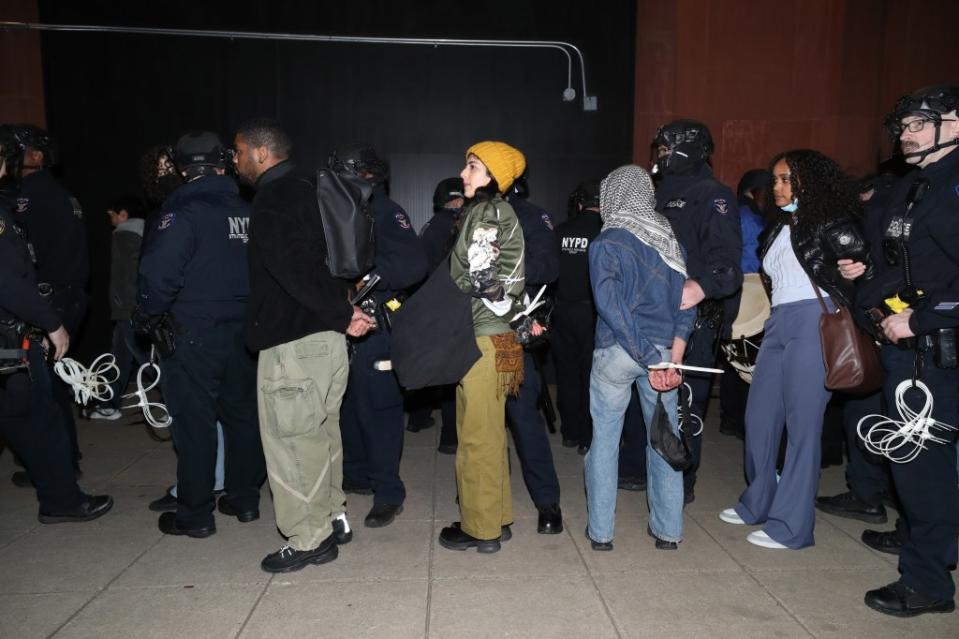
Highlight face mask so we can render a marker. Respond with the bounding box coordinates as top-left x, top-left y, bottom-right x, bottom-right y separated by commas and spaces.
779, 198, 799, 213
